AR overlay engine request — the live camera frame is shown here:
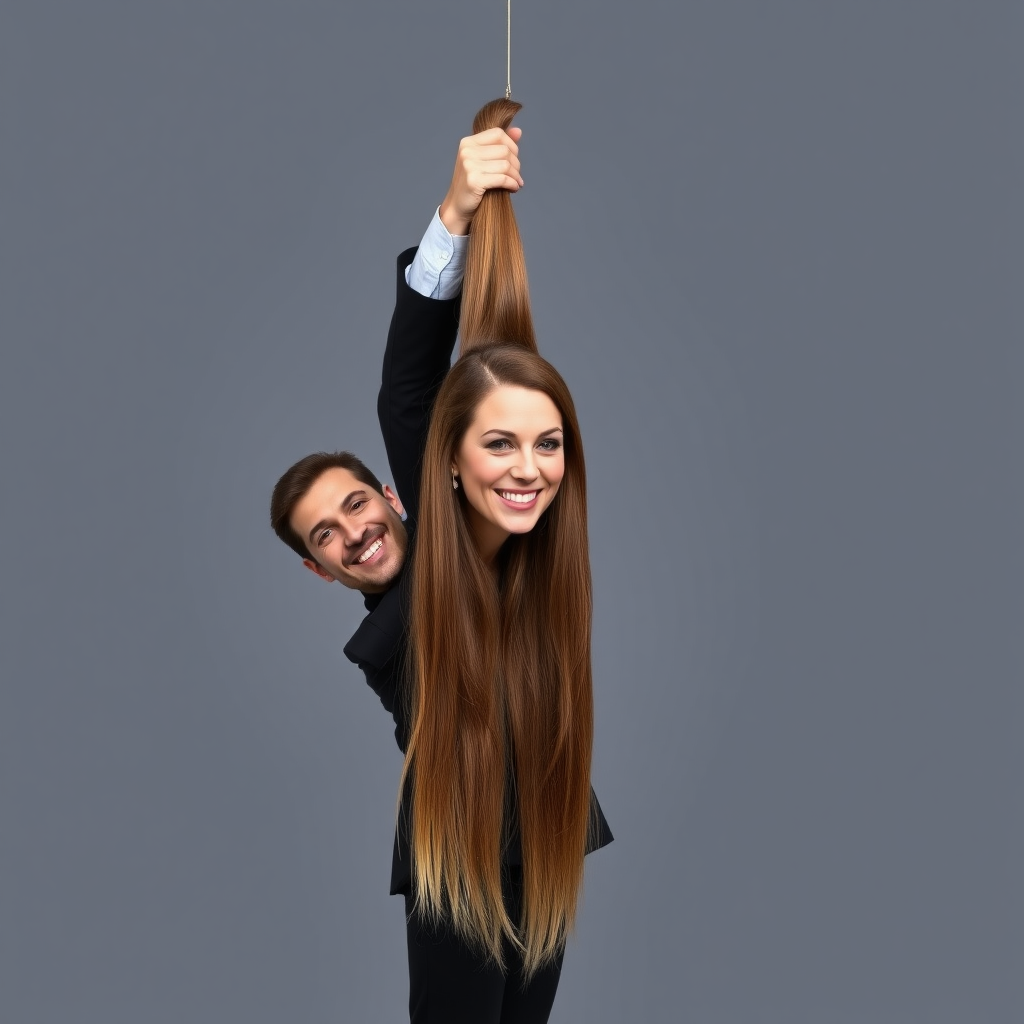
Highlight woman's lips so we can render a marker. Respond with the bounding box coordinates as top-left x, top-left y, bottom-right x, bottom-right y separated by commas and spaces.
496, 489, 539, 511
